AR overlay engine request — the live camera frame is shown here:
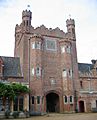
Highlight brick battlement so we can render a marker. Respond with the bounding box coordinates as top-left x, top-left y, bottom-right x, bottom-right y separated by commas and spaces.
15, 24, 66, 38
22, 10, 32, 19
